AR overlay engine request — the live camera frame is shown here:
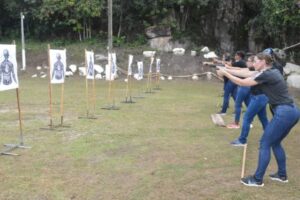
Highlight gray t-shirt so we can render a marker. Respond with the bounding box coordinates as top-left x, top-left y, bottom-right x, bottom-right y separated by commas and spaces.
254, 68, 293, 106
